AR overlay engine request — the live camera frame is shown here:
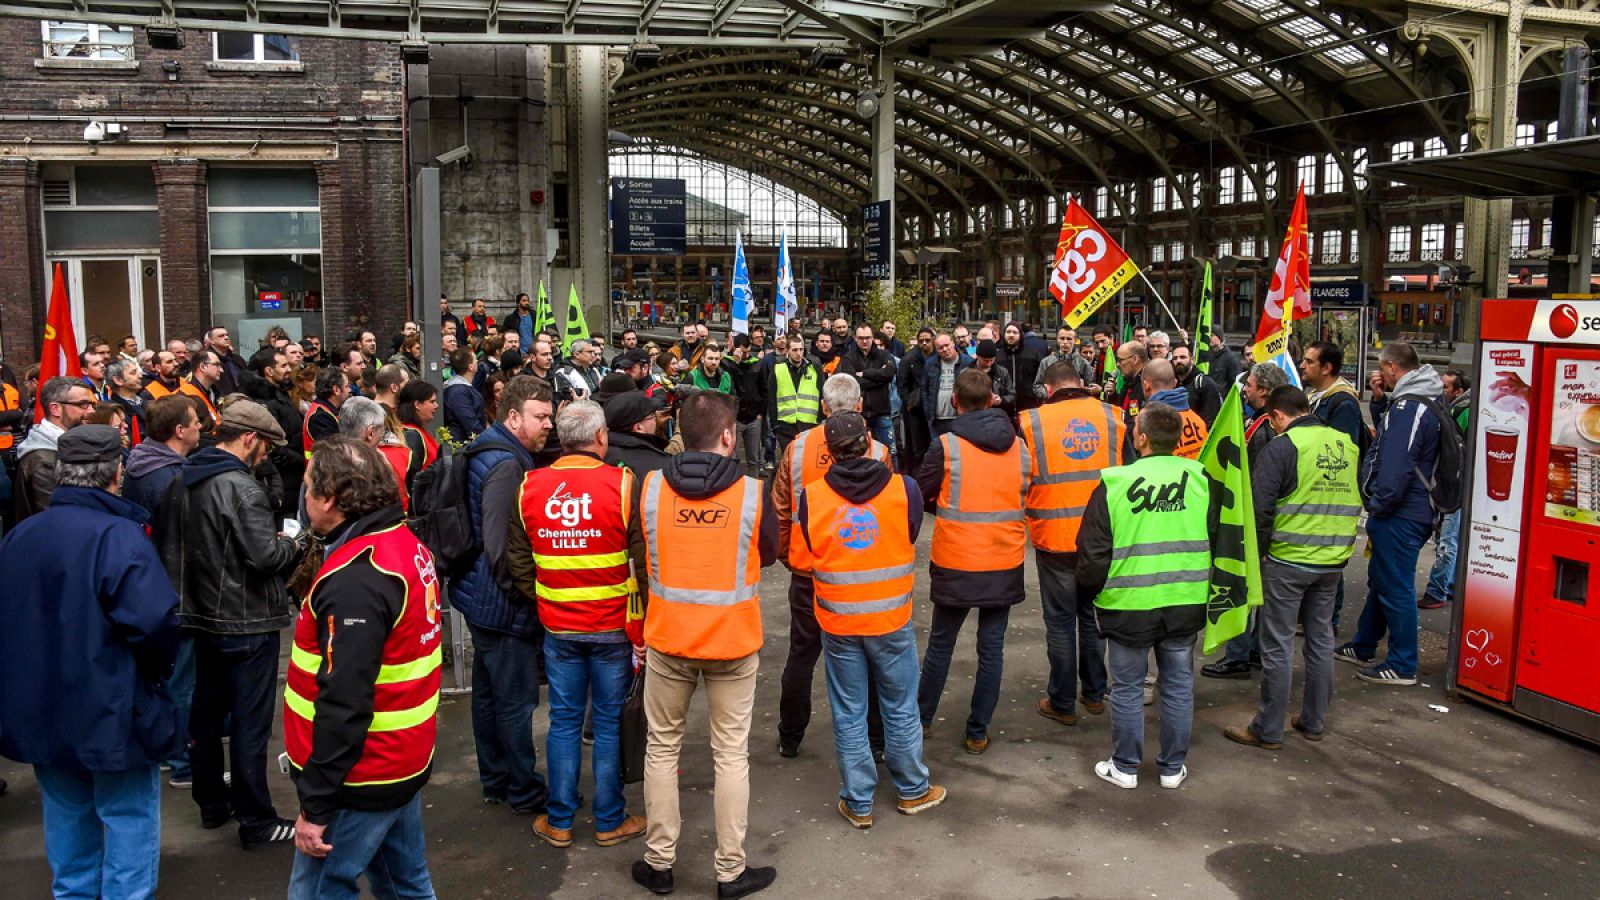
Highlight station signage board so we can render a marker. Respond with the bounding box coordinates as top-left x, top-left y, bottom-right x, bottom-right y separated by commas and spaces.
611, 178, 687, 256
861, 200, 891, 279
